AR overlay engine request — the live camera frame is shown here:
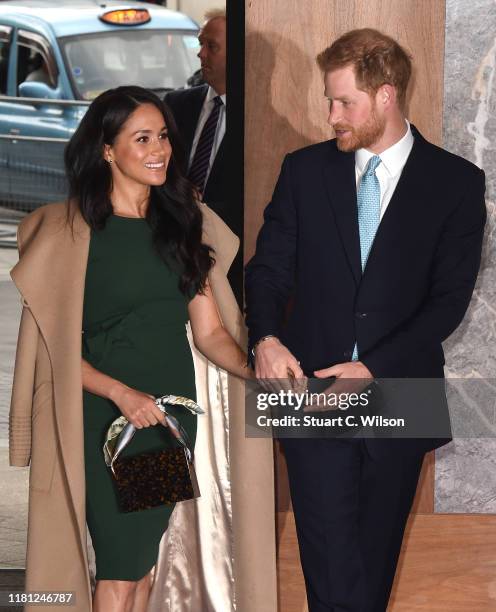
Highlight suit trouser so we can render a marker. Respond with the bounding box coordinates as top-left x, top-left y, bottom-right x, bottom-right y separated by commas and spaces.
282, 437, 424, 612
